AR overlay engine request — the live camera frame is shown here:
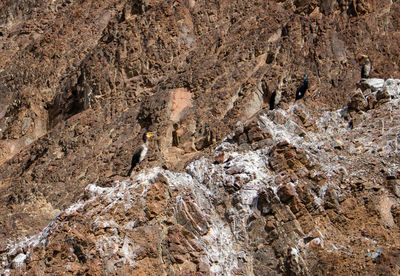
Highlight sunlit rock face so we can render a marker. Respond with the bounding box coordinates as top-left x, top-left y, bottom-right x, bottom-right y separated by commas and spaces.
2, 0, 400, 274
2, 82, 400, 274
